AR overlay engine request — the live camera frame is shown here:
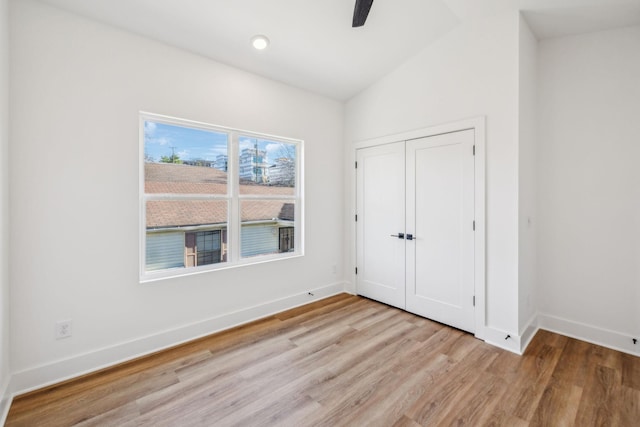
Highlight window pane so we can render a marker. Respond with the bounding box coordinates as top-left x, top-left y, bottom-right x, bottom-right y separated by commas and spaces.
238, 136, 296, 195
146, 200, 228, 271
194, 230, 223, 266
240, 200, 295, 258
144, 121, 228, 195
